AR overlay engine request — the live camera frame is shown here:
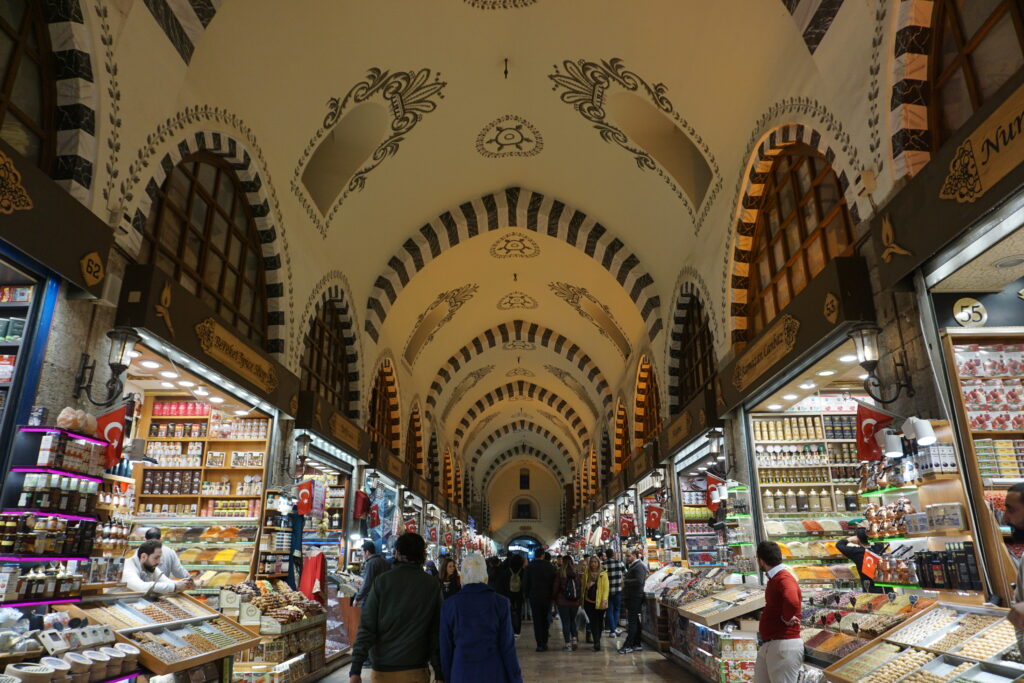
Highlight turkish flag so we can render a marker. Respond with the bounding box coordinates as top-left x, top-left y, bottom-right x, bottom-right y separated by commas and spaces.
96, 405, 127, 469
706, 473, 726, 512
404, 518, 417, 534
600, 526, 611, 541
368, 503, 381, 528
645, 505, 663, 529
856, 400, 895, 461
861, 549, 881, 580
444, 531, 453, 546
296, 480, 315, 515
619, 515, 633, 537
427, 526, 438, 542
